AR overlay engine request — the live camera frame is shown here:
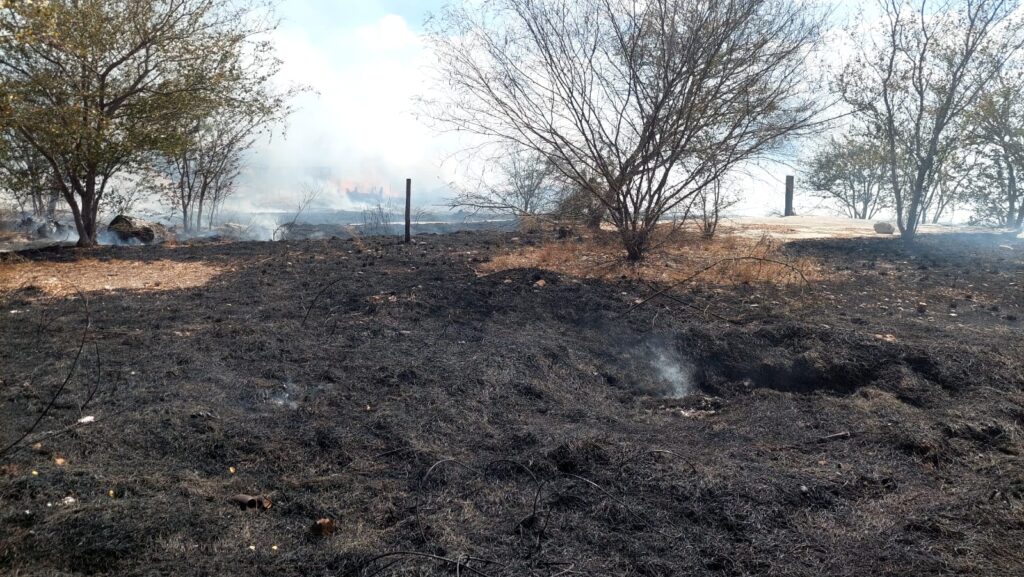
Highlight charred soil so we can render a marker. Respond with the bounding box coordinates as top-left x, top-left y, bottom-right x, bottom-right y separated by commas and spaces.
1, 230, 1023, 576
